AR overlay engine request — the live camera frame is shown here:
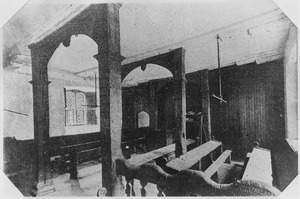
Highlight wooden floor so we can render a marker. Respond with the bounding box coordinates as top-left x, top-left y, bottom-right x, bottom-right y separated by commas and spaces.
46, 161, 103, 196
46, 160, 159, 197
